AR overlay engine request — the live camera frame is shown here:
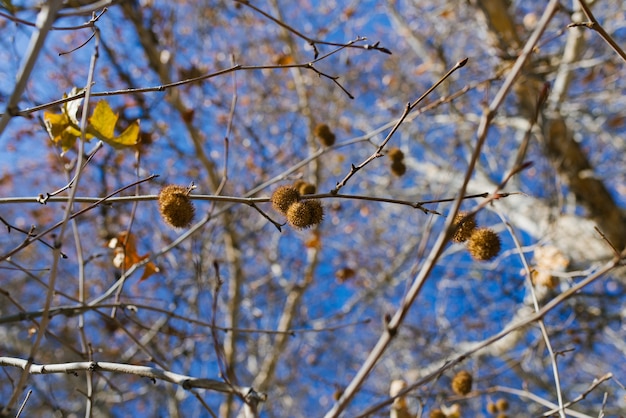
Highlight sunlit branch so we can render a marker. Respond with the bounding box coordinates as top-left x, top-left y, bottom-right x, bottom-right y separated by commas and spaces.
0, 356, 265, 397
1, 2, 91, 412
324, 2, 561, 416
